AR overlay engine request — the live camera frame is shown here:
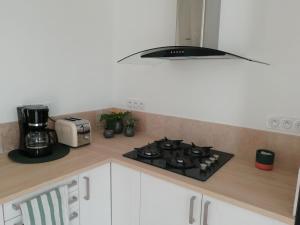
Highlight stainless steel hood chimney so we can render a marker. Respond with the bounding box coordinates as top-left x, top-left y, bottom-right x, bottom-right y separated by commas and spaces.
118, 0, 268, 65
